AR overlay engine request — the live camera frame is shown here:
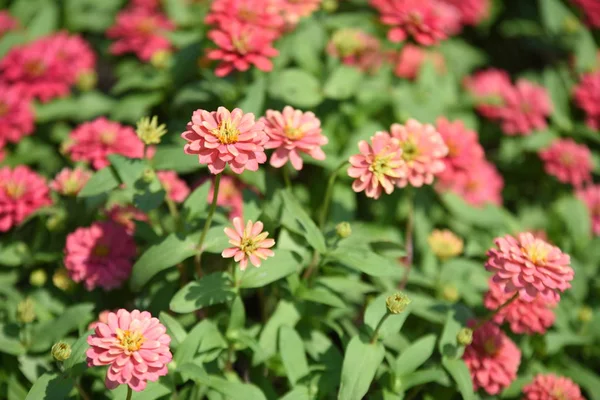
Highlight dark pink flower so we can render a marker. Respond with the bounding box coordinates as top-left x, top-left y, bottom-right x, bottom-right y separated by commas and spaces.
65, 117, 144, 170
440, 0, 489, 25
181, 107, 268, 174
497, 80, 552, 136
486, 232, 574, 303
464, 69, 513, 119
435, 117, 484, 173
64, 222, 136, 291
156, 171, 190, 203
130, 0, 161, 10
262, 106, 328, 170
51, 167, 93, 196
107, 7, 174, 61
571, 0, 600, 28
0, 11, 18, 37
47, 32, 96, 86
577, 184, 600, 236
207, 21, 279, 77
222, 217, 275, 270
523, 373, 585, 400
437, 159, 504, 206
463, 322, 521, 395
0, 166, 52, 232
205, 0, 284, 32
574, 71, 600, 130
105, 205, 148, 235
539, 138, 592, 187
0, 84, 34, 144
394, 44, 445, 80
